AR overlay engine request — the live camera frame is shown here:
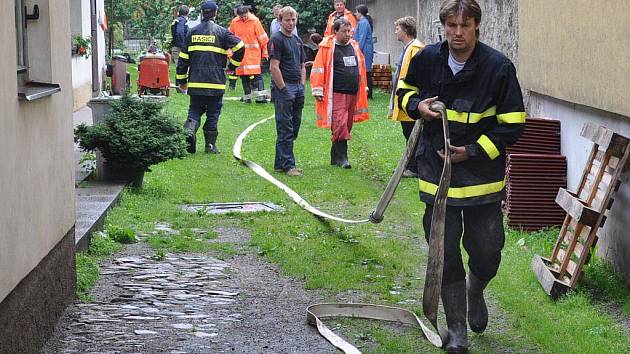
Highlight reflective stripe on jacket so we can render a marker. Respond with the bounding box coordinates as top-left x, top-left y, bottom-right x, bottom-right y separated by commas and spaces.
229, 14, 269, 76
310, 35, 369, 129
176, 20, 244, 96
396, 41, 525, 206
389, 39, 424, 121
323, 9, 357, 37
